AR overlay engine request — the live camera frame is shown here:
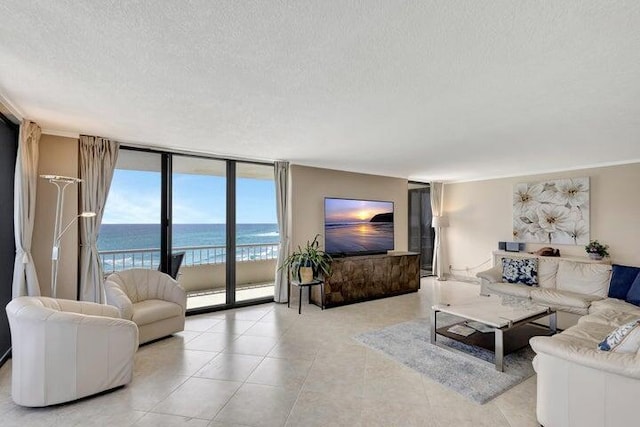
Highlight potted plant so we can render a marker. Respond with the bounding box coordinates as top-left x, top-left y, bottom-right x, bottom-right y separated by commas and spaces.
585, 240, 609, 260
281, 234, 332, 283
